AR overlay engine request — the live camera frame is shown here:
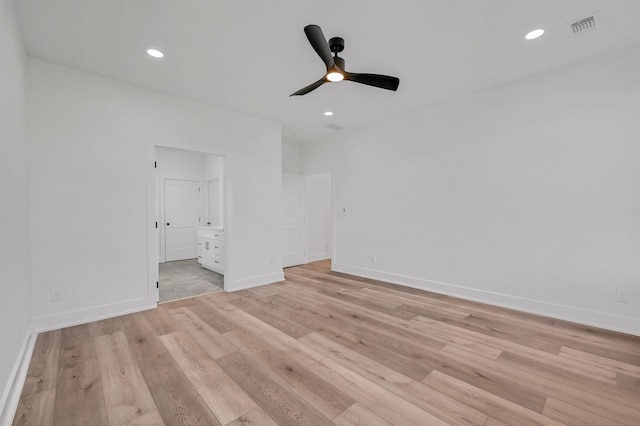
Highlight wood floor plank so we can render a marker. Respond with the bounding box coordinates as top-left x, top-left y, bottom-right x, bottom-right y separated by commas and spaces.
397, 302, 472, 322
89, 316, 124, 338
183, 297, 239, 334
160, 331, 257, 425
225, 308, 324, 367
12, 388, 55, 426
443, 342, 640, 425
301, 332, 488, 426
306, 356, 451, 426
20, 330, 60, 397
559, 345, 640, 378
226, 407, 279, 426
552, 321, 640, 354
216, 350, 334, 426
333, 403, 393, 426
223, 327, 355, 419
53, 324, 110, 425
281, 275, 418, 321
497, 350, 639, 406
142, 305, 181, 336
423, 370, 564, 426
228, 293, 312, 338
496, 346, 617, 384
483, 417, 511, 426
120, 313, 220, 425
95, 331, 158, 425
119, 313, 168, 358
542, 397, 628, 426
311, 326, 433, 381
167, 306, 237, 359
616, 372, 640, 393
325, 302, 498, 359
121, 409, 165, 426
